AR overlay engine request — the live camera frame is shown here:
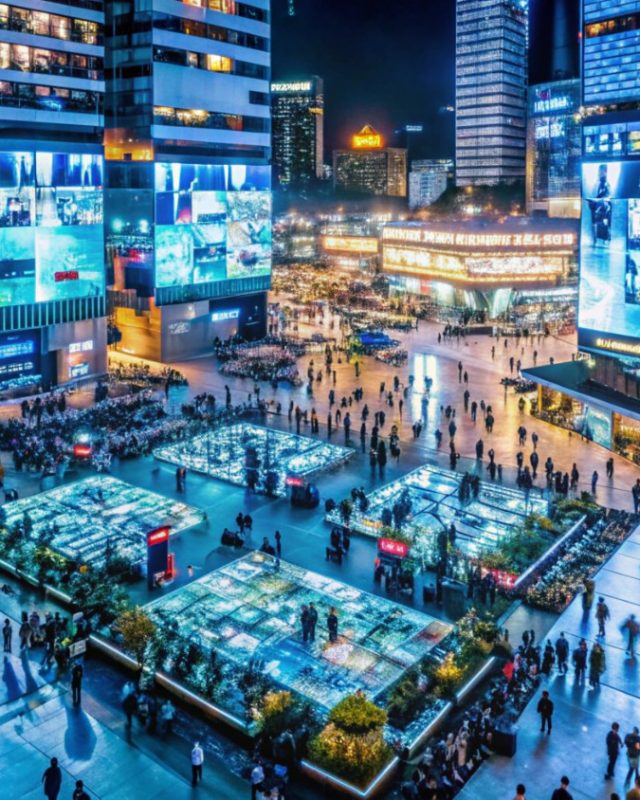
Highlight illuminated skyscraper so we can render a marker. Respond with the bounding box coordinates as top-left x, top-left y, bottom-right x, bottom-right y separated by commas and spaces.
271, 77, 324, 187
333, 126, 407, 198
455, 0, 528, 186
104, 0, 272, 362
0, 0, 106, 388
